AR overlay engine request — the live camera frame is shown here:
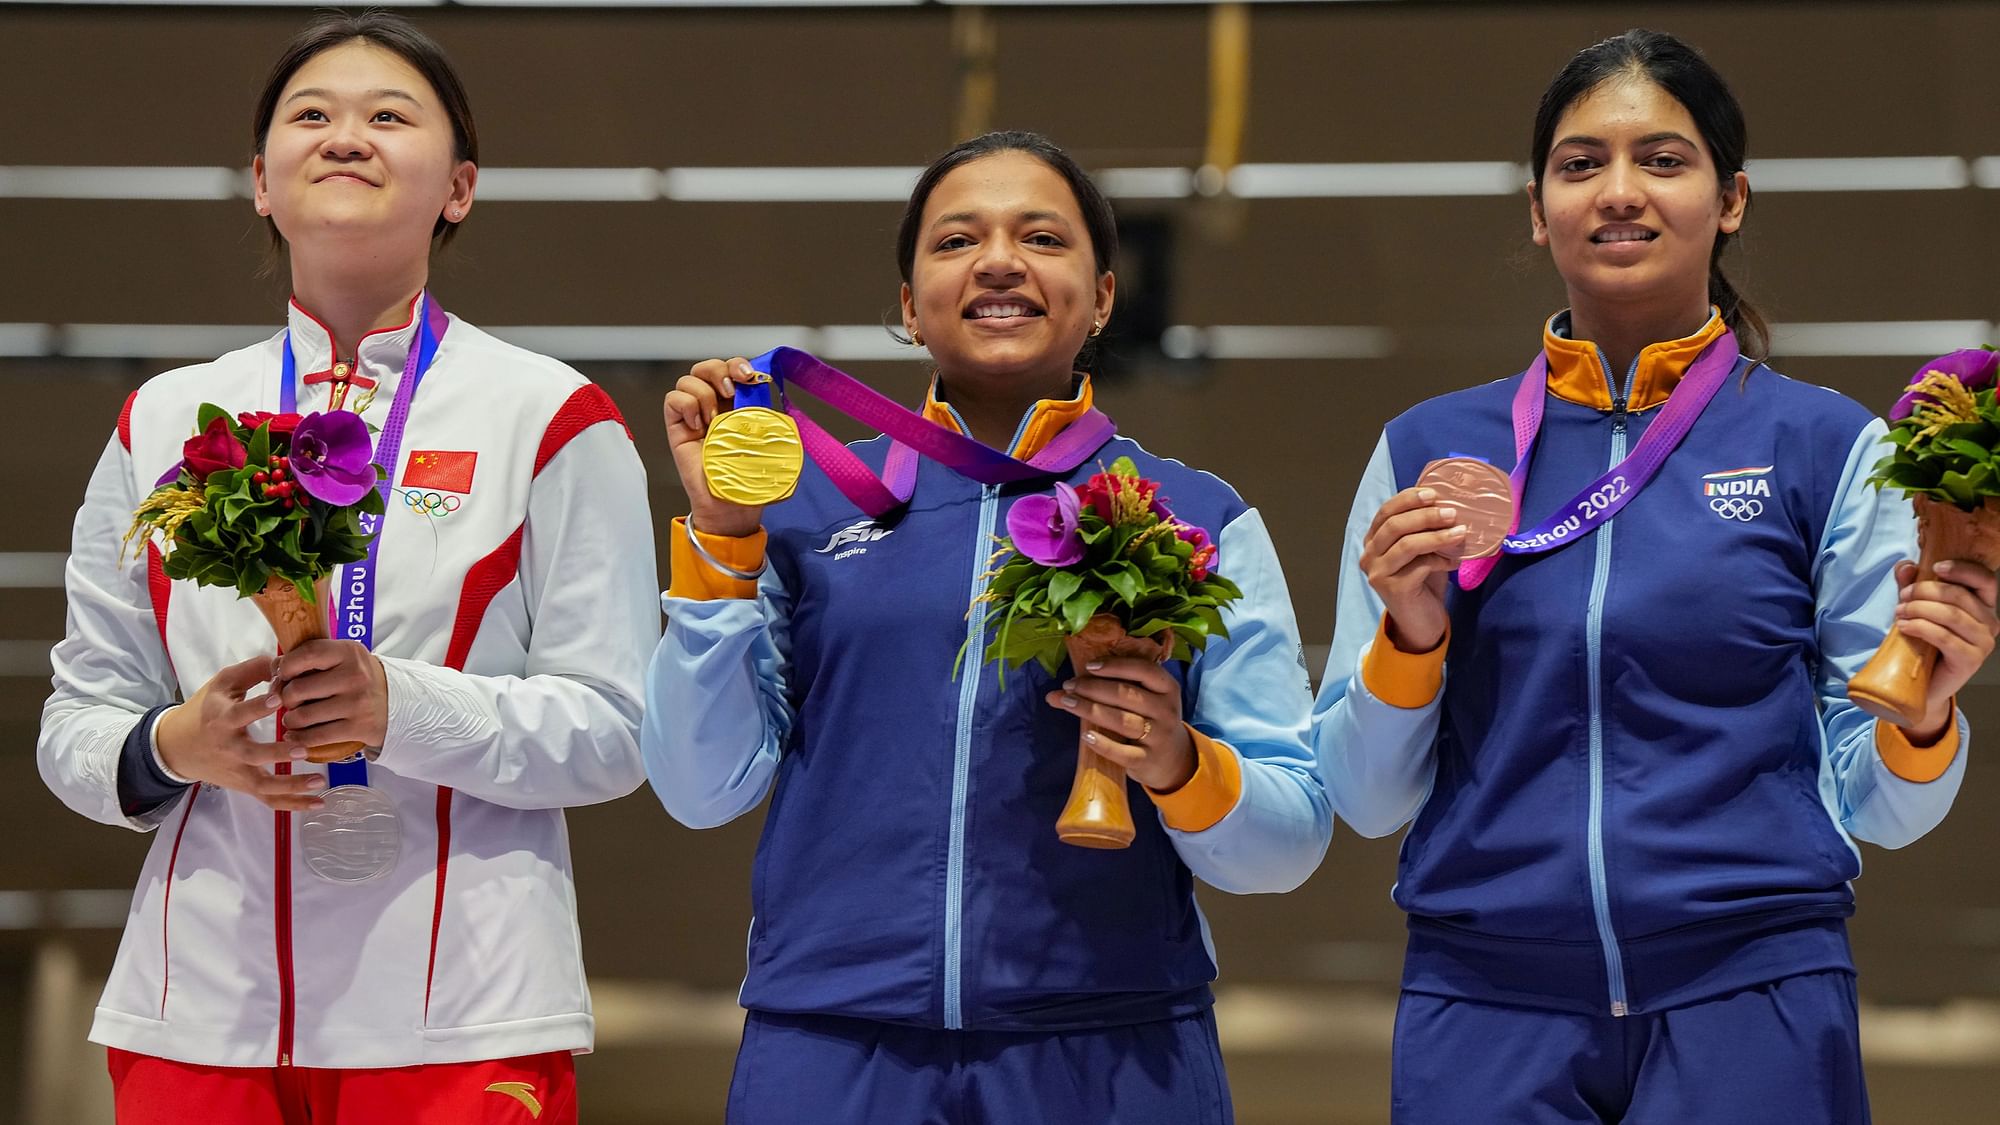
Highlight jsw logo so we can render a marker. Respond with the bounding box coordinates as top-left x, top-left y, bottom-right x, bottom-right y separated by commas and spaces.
816, 520, 893, 556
